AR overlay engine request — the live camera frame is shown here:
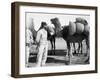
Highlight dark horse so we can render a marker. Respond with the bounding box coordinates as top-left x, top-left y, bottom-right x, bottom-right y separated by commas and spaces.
46, 26, 56, 55
51, 18, 90, 64
47, 26, 63, 55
